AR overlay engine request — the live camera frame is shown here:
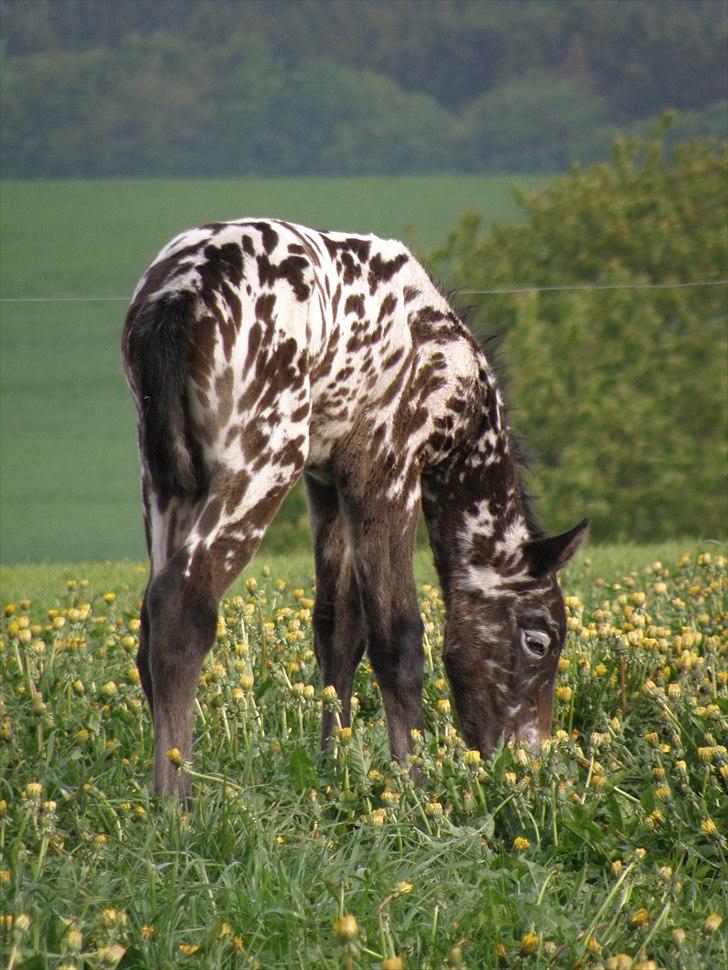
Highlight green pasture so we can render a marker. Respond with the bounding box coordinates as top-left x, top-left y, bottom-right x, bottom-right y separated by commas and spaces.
1, 544, 726, 968
0, 175, 544, 565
